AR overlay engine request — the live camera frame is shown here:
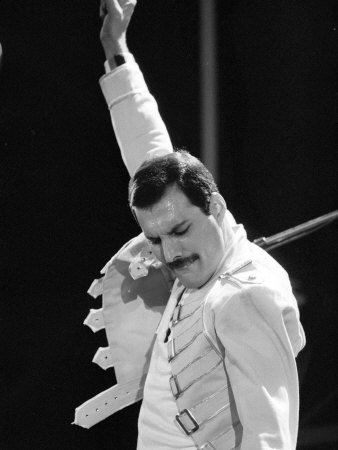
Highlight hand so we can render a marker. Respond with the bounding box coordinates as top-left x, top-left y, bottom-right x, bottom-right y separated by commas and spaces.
99, 0, 137, 58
